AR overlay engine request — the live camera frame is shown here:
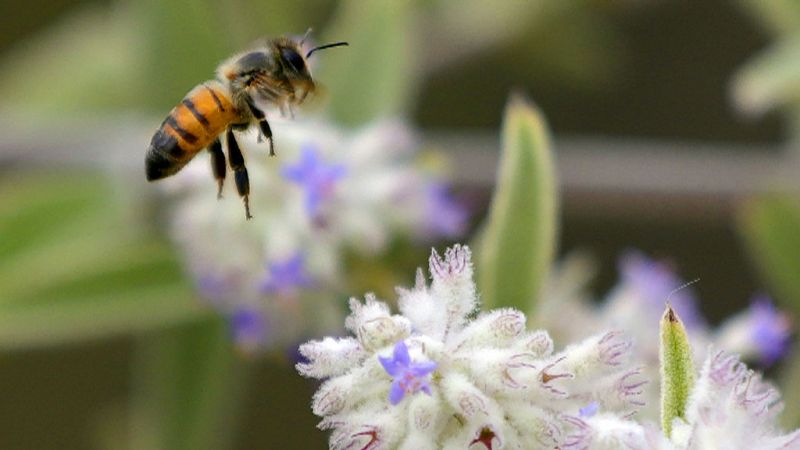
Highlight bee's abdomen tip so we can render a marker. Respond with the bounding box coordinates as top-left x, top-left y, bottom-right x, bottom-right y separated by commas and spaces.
145, 147, 175, 181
